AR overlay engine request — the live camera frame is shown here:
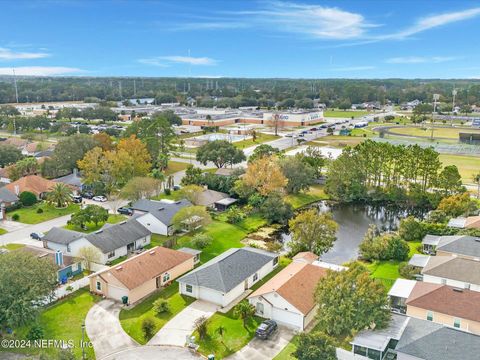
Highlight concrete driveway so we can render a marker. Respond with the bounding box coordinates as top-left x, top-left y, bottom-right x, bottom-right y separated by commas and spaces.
148, 300, 219, 346
102, 345, 201, 360
227, 325, 296, 360
85, 299, 138, 359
